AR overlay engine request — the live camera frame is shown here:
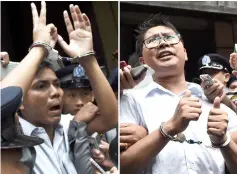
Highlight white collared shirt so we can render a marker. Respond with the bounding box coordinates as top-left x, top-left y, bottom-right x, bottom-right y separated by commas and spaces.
19, 114, 77, 174
120, 81, 237, 174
